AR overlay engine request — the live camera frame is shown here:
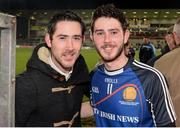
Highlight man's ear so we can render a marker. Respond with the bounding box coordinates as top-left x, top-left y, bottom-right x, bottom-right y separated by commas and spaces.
124, 29, 130, 45
82, 35, 85, 42
90, 30, 93, 41
45, 33, 52, 48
